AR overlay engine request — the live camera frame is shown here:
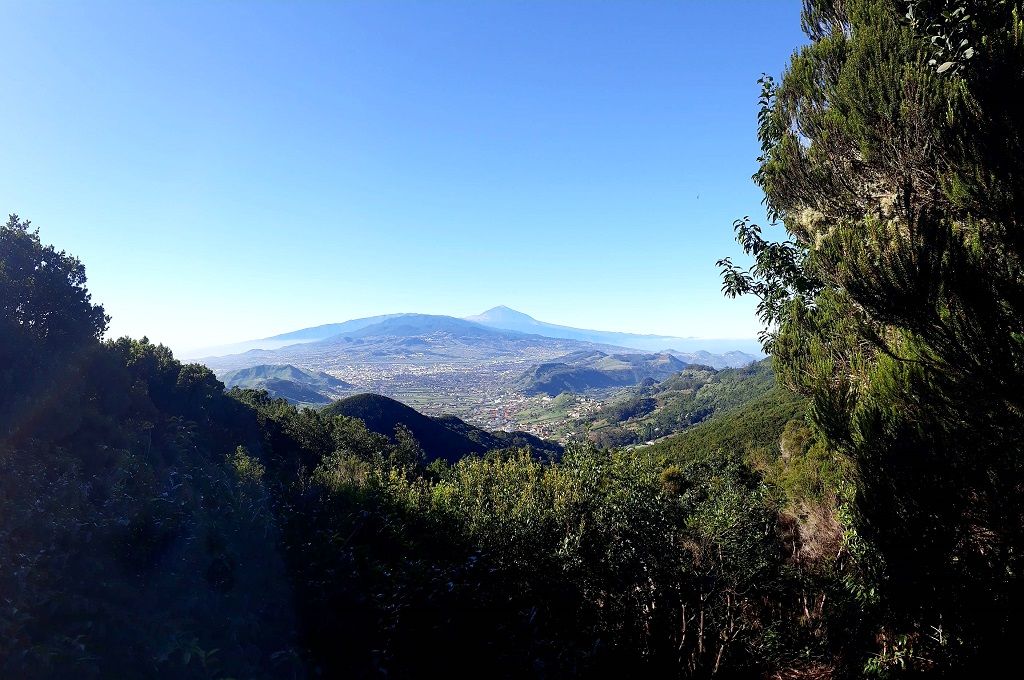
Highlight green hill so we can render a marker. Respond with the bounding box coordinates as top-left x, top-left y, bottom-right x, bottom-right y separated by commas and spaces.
645, 384, 808, 463
587, 359, 781, 448
220, 364, 355, 404
517, 351, 687, 396
324, 393, 562, 463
